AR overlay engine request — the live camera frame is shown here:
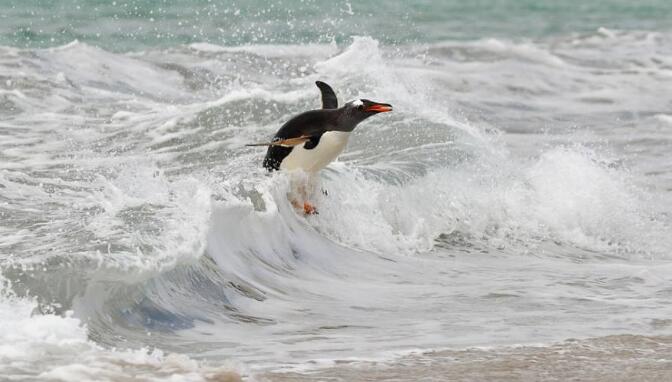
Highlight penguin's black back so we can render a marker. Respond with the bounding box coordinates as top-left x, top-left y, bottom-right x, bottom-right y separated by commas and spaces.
263, 109, 338, 171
